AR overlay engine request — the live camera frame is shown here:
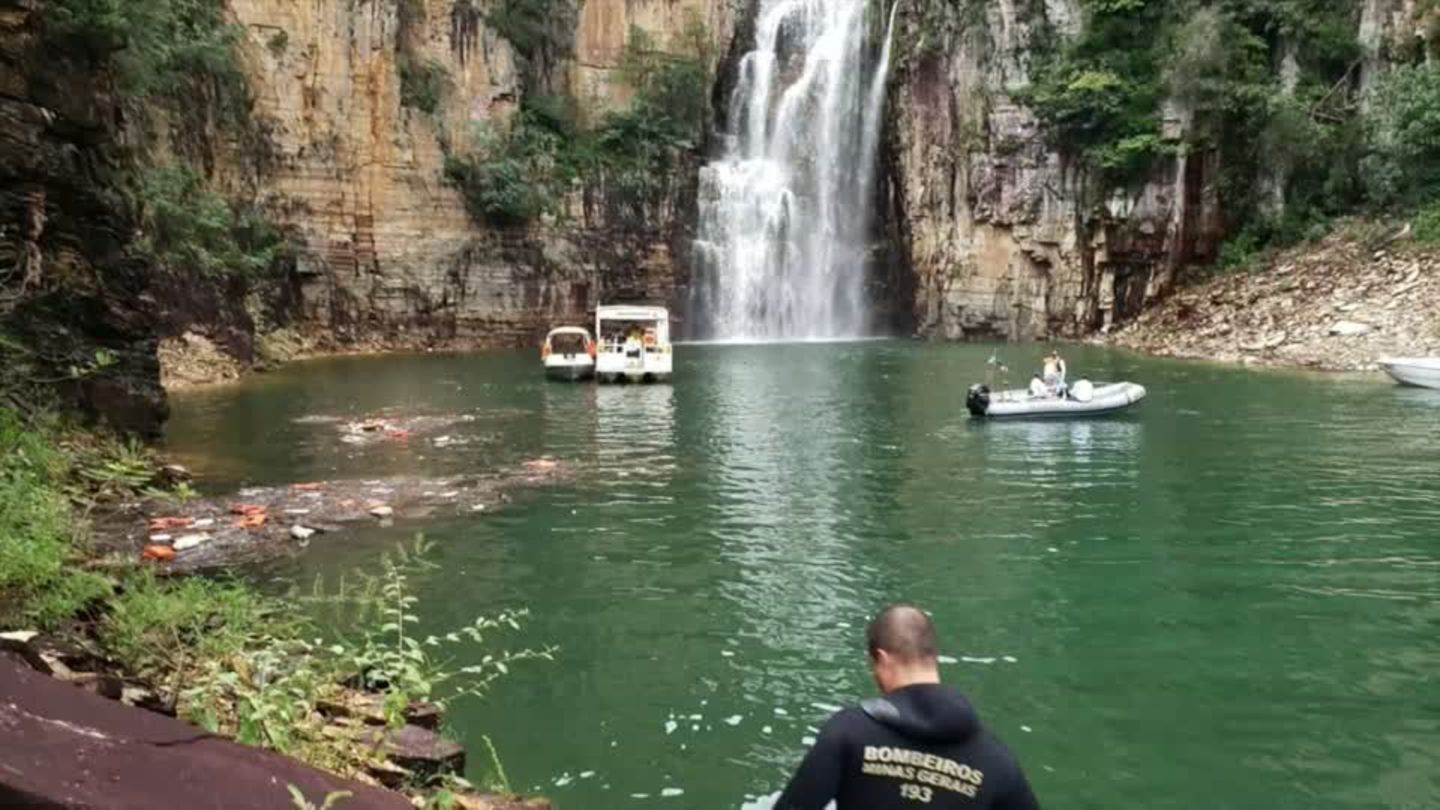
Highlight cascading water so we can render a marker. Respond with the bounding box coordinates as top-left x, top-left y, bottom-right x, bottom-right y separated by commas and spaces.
692, 0, 900, 341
